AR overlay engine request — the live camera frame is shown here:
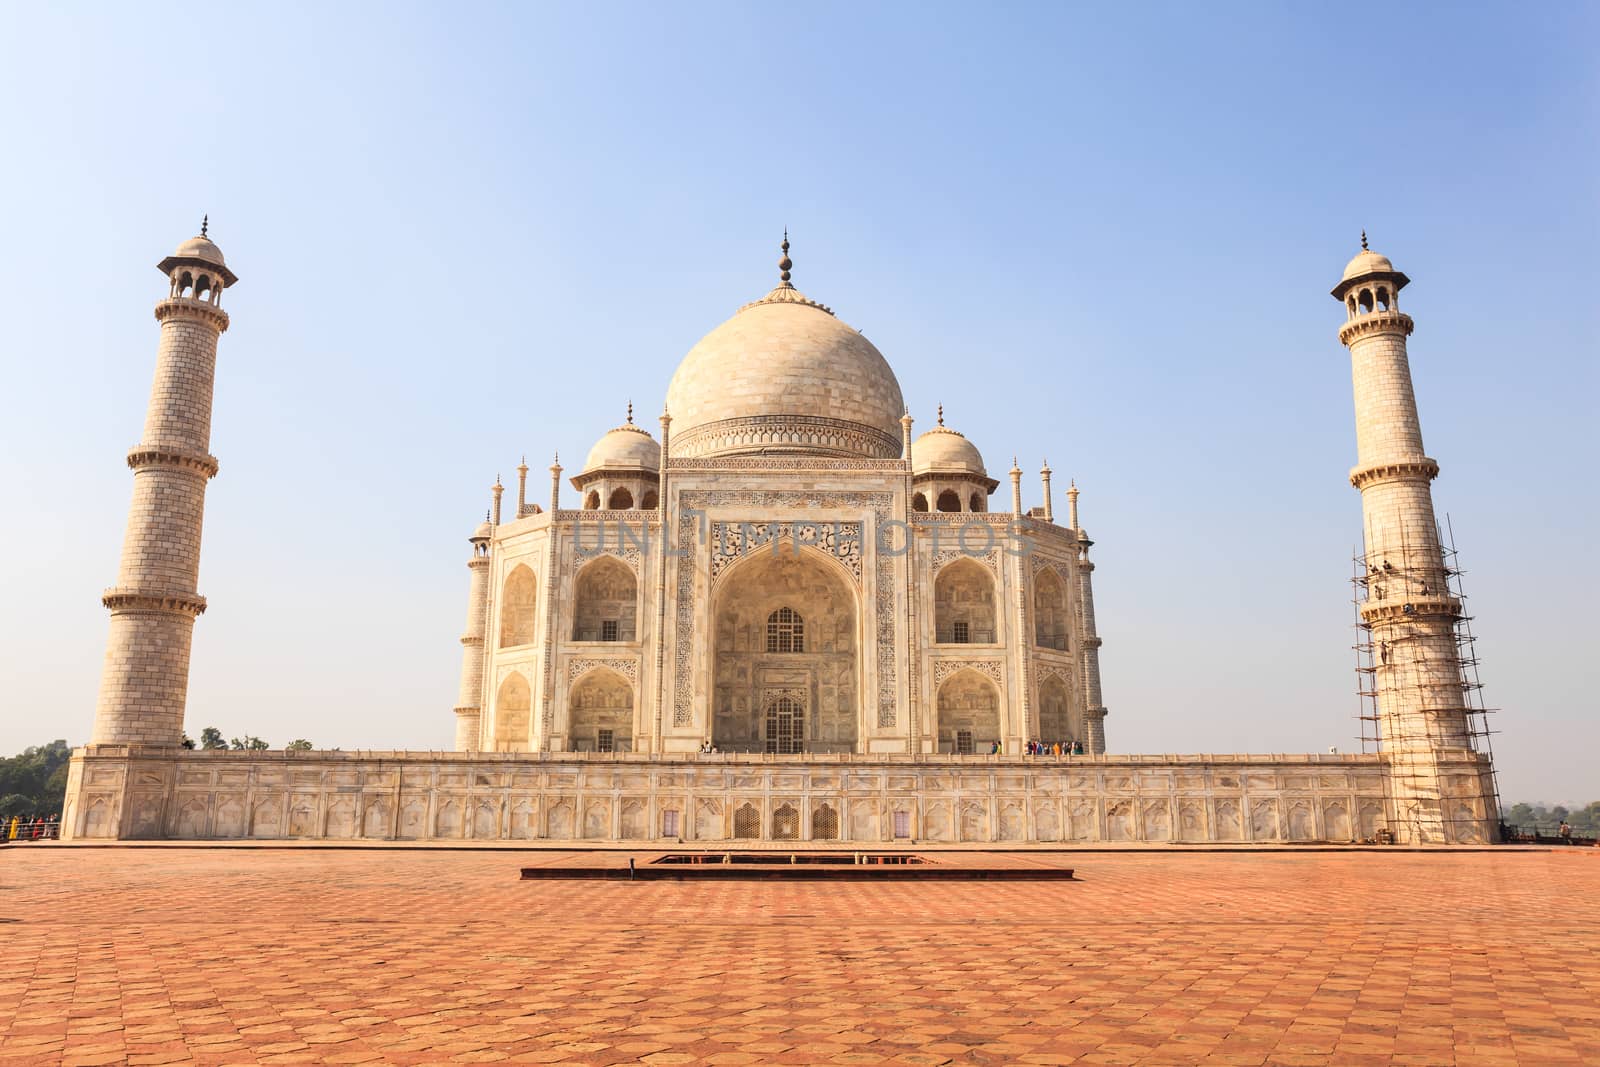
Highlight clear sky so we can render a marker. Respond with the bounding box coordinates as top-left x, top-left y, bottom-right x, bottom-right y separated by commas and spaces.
0, 4, 1593, 804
